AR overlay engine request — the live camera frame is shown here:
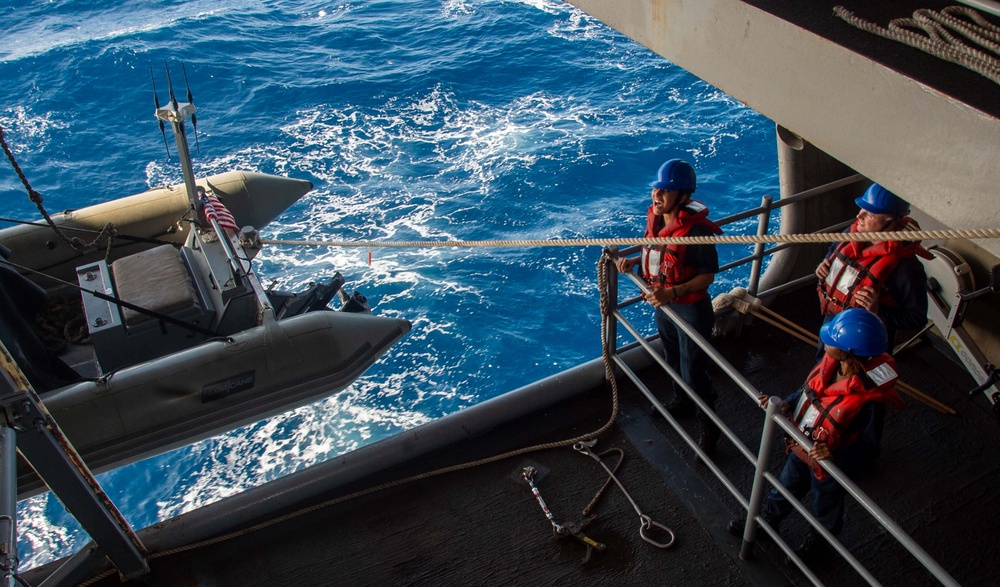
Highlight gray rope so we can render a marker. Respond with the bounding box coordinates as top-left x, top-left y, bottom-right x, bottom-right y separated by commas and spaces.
262, 227, 1000, 250
834, 5, 1000, 85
